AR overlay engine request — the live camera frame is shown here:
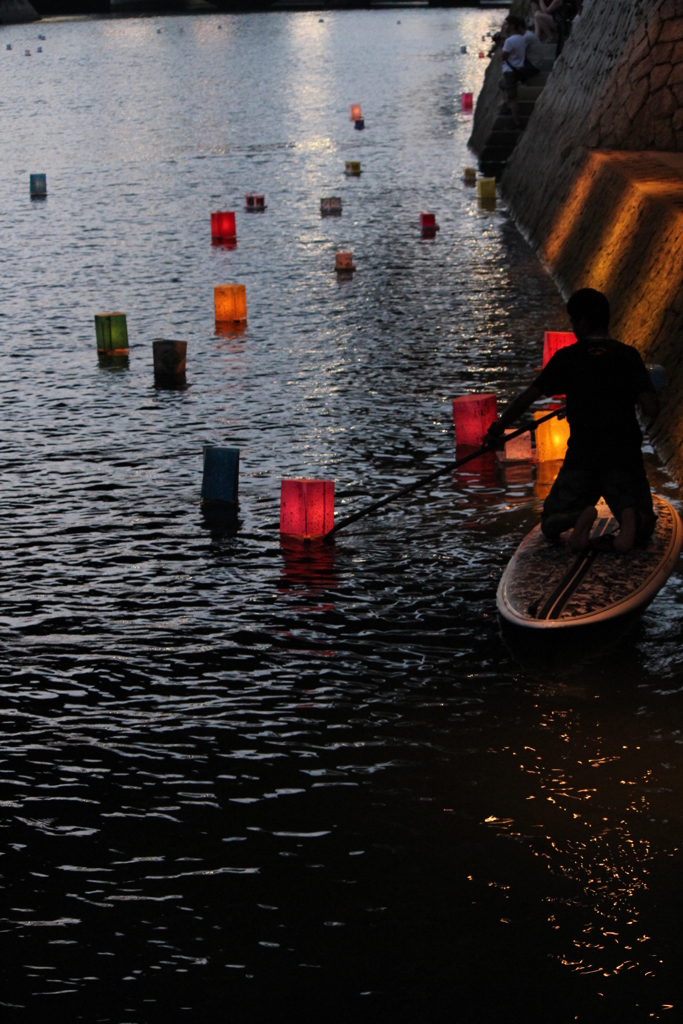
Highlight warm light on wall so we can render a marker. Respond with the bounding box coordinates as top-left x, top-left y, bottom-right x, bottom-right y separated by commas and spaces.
95, 312, 129, 355
280, 479, 334, 539
542, 331, 577, 366
534, 411, 569, 461
214, 285, 247, 323
211, 211, 237, 243
452, 393, 498, 446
